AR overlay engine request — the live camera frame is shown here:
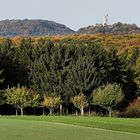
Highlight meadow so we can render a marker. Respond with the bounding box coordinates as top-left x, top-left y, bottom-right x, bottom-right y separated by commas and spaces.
0, 116, 140, 140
